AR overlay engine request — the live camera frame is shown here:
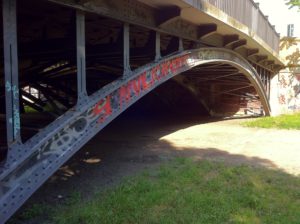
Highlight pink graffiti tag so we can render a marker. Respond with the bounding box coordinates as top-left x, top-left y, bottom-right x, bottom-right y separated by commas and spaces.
92, 54, 190, 125
92, 96, 112, 123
